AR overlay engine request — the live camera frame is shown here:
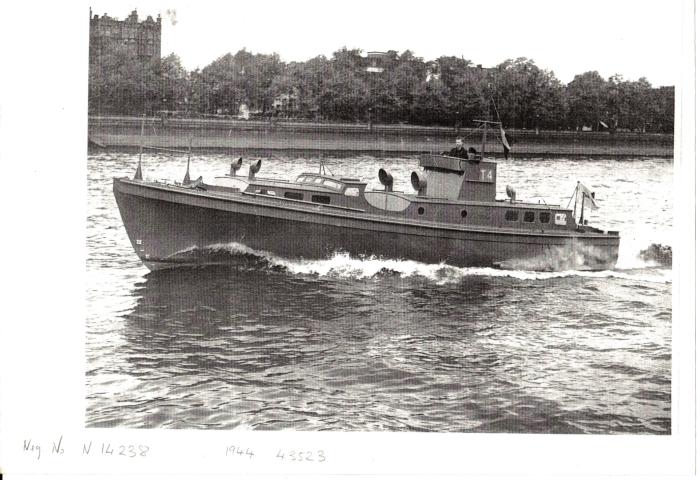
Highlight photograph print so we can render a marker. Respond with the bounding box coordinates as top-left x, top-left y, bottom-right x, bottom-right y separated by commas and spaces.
86, 0, 675, 435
